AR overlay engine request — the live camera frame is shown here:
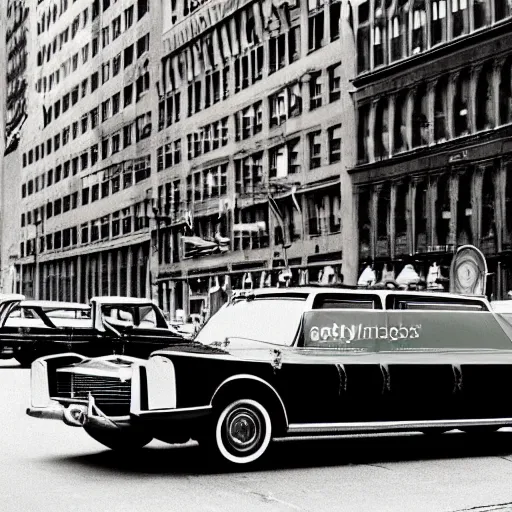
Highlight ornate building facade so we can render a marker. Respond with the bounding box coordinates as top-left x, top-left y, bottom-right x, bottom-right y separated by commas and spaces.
154, 0, 357, 317
351, 0, 512, 298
